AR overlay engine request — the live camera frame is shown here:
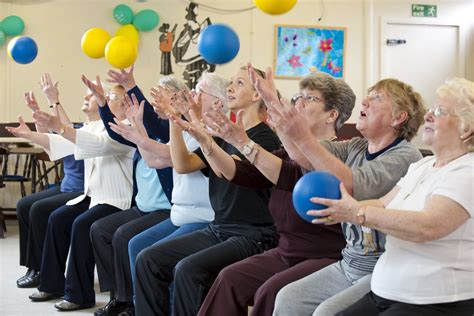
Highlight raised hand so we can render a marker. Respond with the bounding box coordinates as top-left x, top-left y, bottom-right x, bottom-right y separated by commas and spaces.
268, 99, 312, 141
170, 90, 200, 121
81, 75, 106, 106
106, 65, 136, 91
247, 62, 279, 106
122, 94, 145, 129
108, 117, 145, 145
38, 73, 60, 105
169, 109, 210, 145
32, 106, 62, 132
24, 91, 40, 112
203, 109, 250, 148
6, 115, 32, 138
307, 183, 360, 225
150, 85, 176, 117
